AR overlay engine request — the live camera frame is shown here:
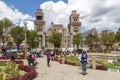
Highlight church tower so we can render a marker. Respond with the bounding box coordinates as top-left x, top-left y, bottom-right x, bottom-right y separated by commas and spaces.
34, 9, 45, 49
68, 10, 81, 34
68, 10, 81, 48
